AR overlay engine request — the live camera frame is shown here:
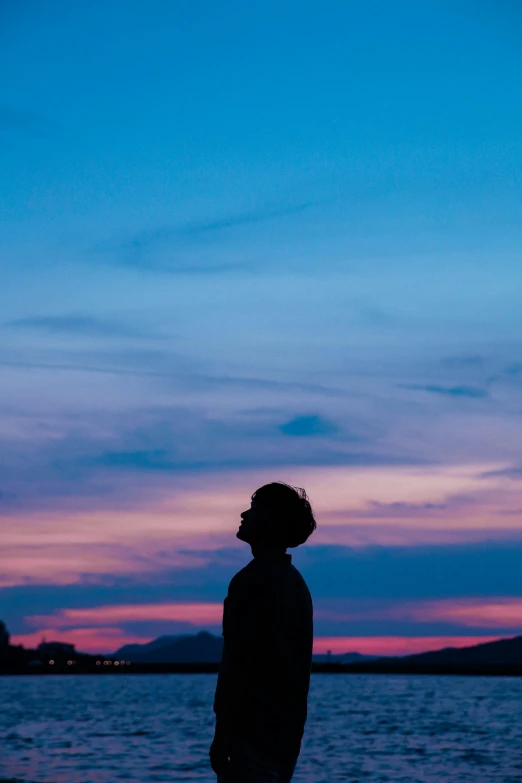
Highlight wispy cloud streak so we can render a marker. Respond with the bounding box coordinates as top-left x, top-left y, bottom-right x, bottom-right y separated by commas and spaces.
97, 199, 323, 271
6, 314, 161, 340
400, 384, 488, 398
